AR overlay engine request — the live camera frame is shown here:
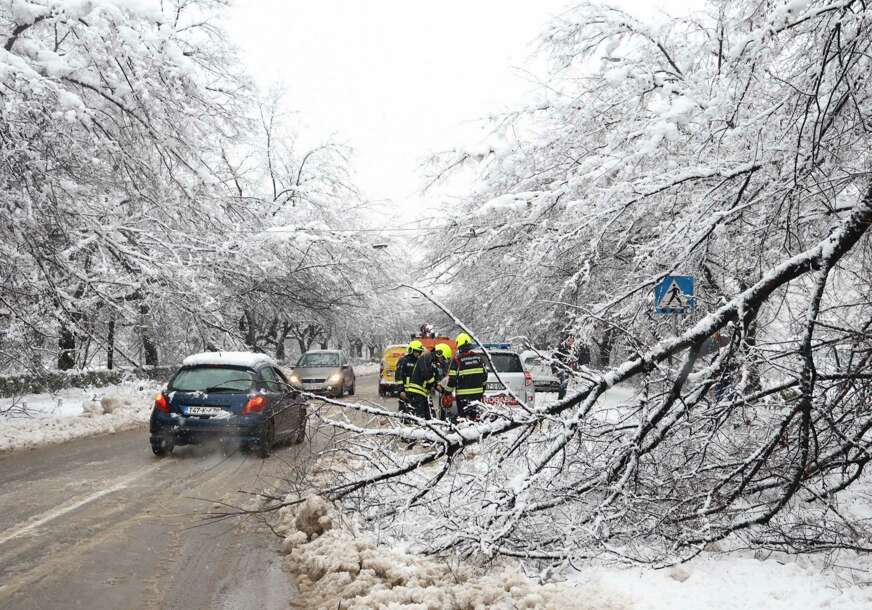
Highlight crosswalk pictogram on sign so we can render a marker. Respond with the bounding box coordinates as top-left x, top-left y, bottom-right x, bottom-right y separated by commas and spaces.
654, 275, 695, 314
